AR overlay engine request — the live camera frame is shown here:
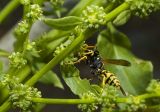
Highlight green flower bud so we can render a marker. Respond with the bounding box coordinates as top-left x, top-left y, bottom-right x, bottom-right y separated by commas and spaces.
14, 20, 29, 36
82, 5, 106, 29
26, 4, 43, 21
146, 79, 160, 93
126, 0, 160, 17
125, 95, 146, 112
78, 92, 98, 112
9, 84, 41, 111
9, 52, 27, 69
20, 0, 30, 5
